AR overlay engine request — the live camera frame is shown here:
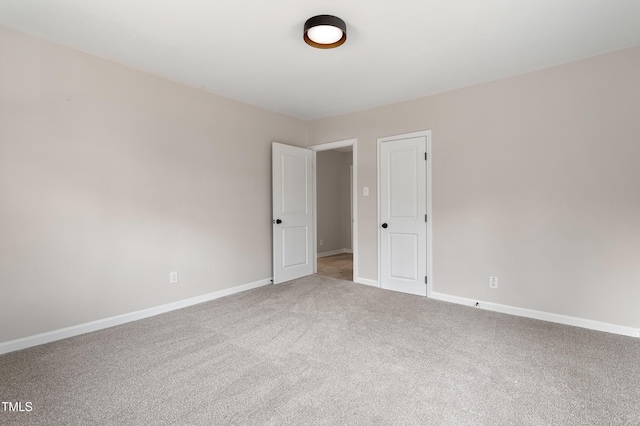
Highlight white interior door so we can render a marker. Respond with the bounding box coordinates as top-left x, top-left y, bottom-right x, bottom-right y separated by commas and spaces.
272, 142, 314, 284
379, 136, 427, 296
